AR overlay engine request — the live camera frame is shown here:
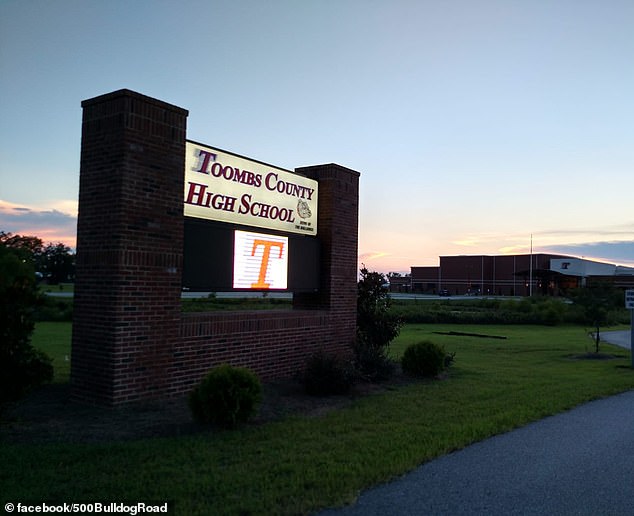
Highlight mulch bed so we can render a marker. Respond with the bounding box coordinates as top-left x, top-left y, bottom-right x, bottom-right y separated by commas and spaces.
1, 371, 415, 444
